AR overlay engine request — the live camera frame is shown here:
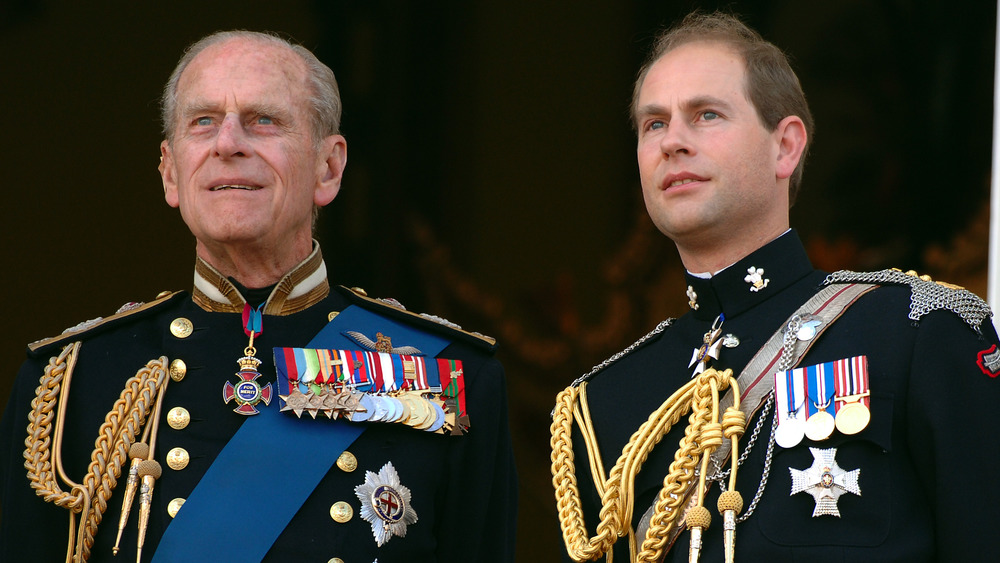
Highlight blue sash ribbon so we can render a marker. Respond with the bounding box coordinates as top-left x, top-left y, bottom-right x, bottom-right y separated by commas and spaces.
152, 305, 448, 562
